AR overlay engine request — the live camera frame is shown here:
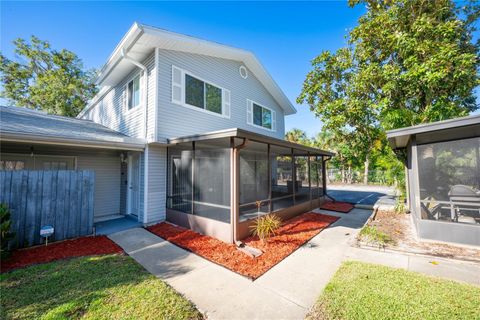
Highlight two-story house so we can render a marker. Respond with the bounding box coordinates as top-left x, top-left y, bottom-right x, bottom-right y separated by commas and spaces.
1, 23, 332, 243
